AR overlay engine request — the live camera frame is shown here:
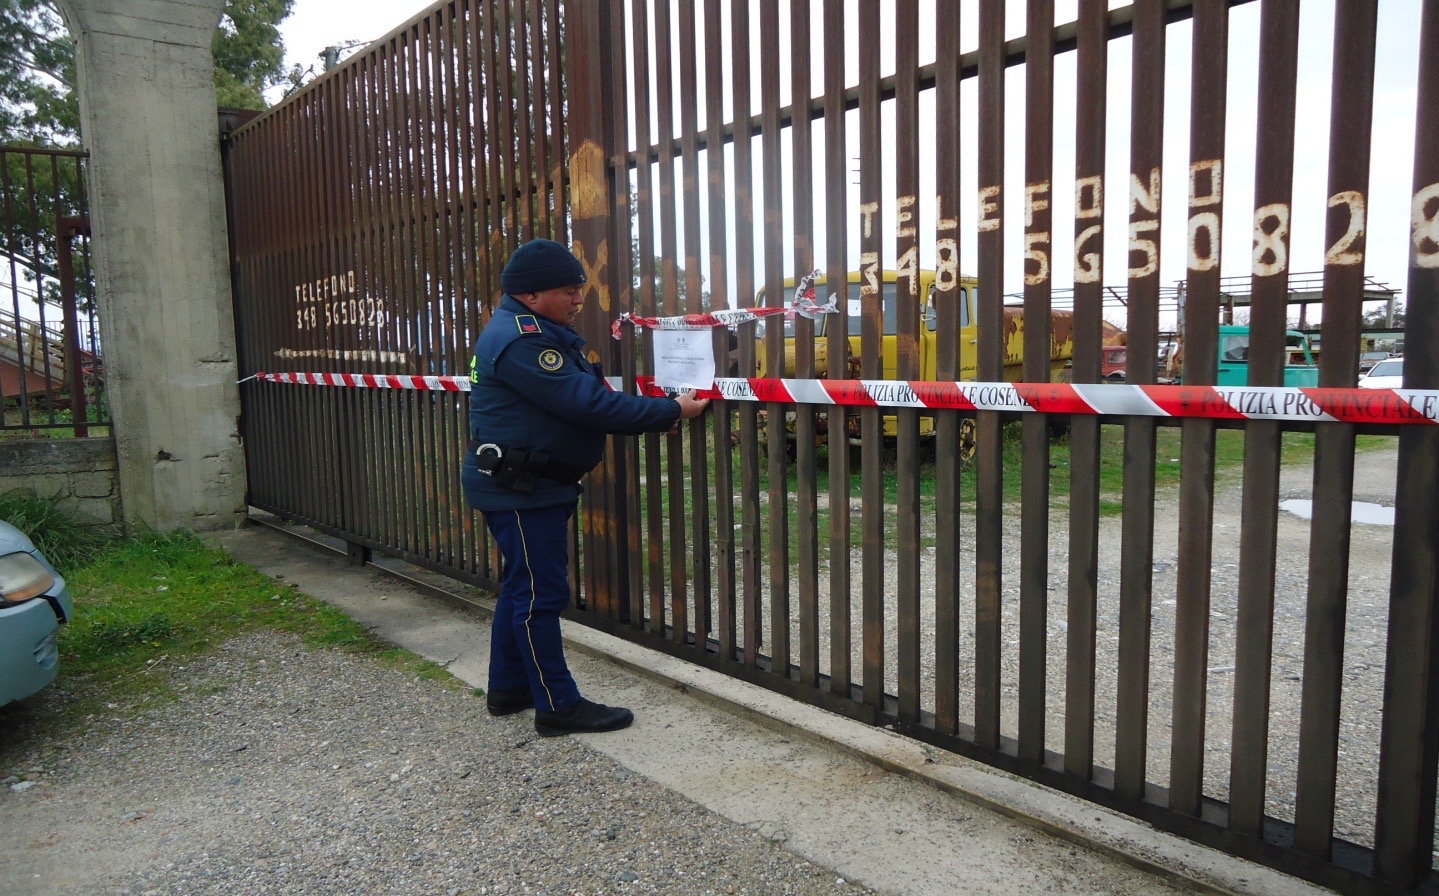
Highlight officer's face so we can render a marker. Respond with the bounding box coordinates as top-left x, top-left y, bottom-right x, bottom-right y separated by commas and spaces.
524, 285, 585, 325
